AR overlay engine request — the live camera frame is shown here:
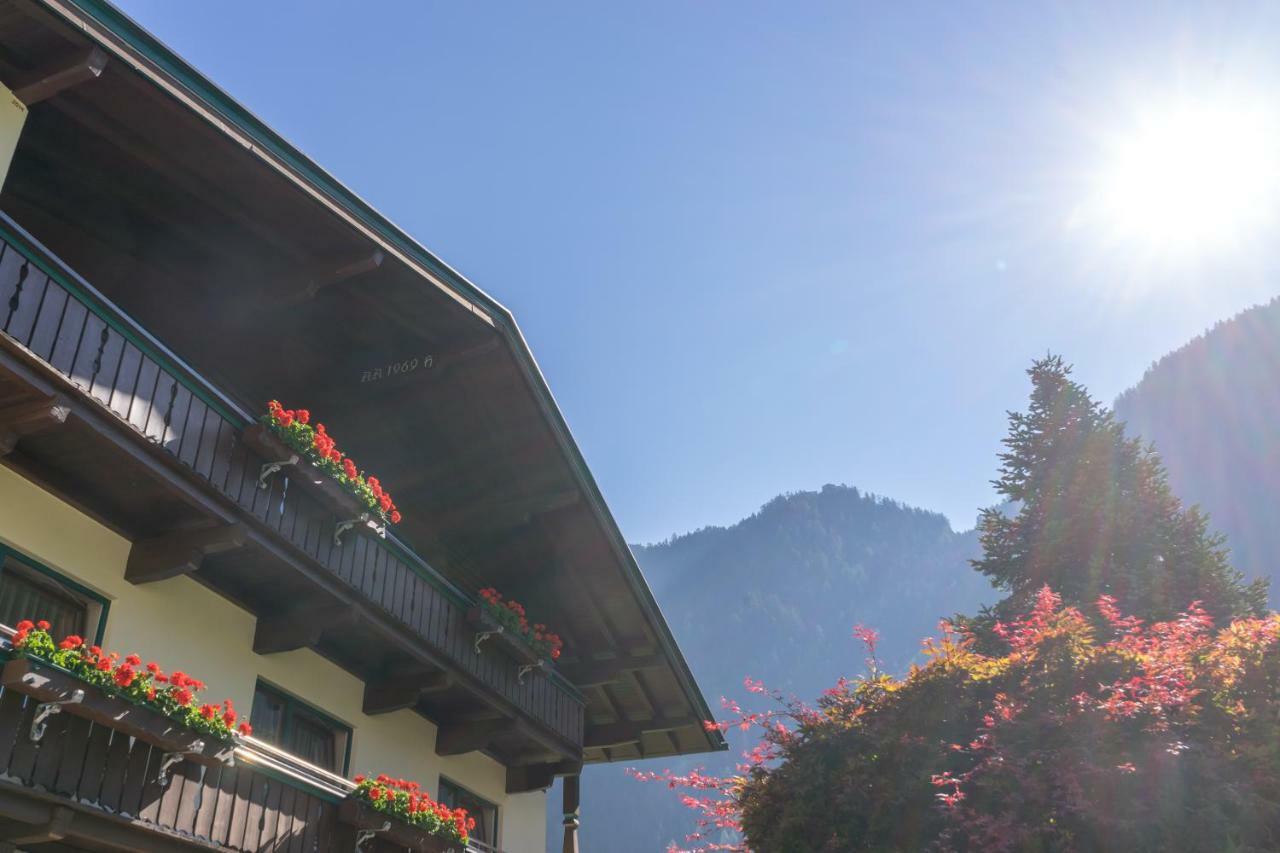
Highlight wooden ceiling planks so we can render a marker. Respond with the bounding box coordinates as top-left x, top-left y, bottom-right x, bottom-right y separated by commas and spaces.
0, 0, 724, 761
